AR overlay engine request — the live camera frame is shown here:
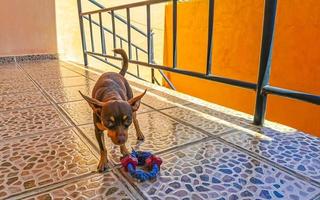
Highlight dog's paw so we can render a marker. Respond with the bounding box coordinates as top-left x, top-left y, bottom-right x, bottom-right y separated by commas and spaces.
136, 131, 145, 141
137, 135, 145, 141
97, 158, 108, 172
120, 146, 130, 156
